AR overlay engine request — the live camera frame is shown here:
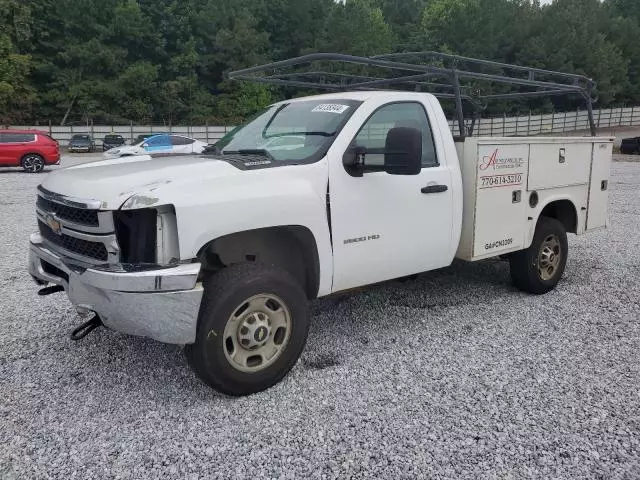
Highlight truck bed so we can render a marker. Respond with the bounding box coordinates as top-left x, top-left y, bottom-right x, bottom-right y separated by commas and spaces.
455, 136, 613, 261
